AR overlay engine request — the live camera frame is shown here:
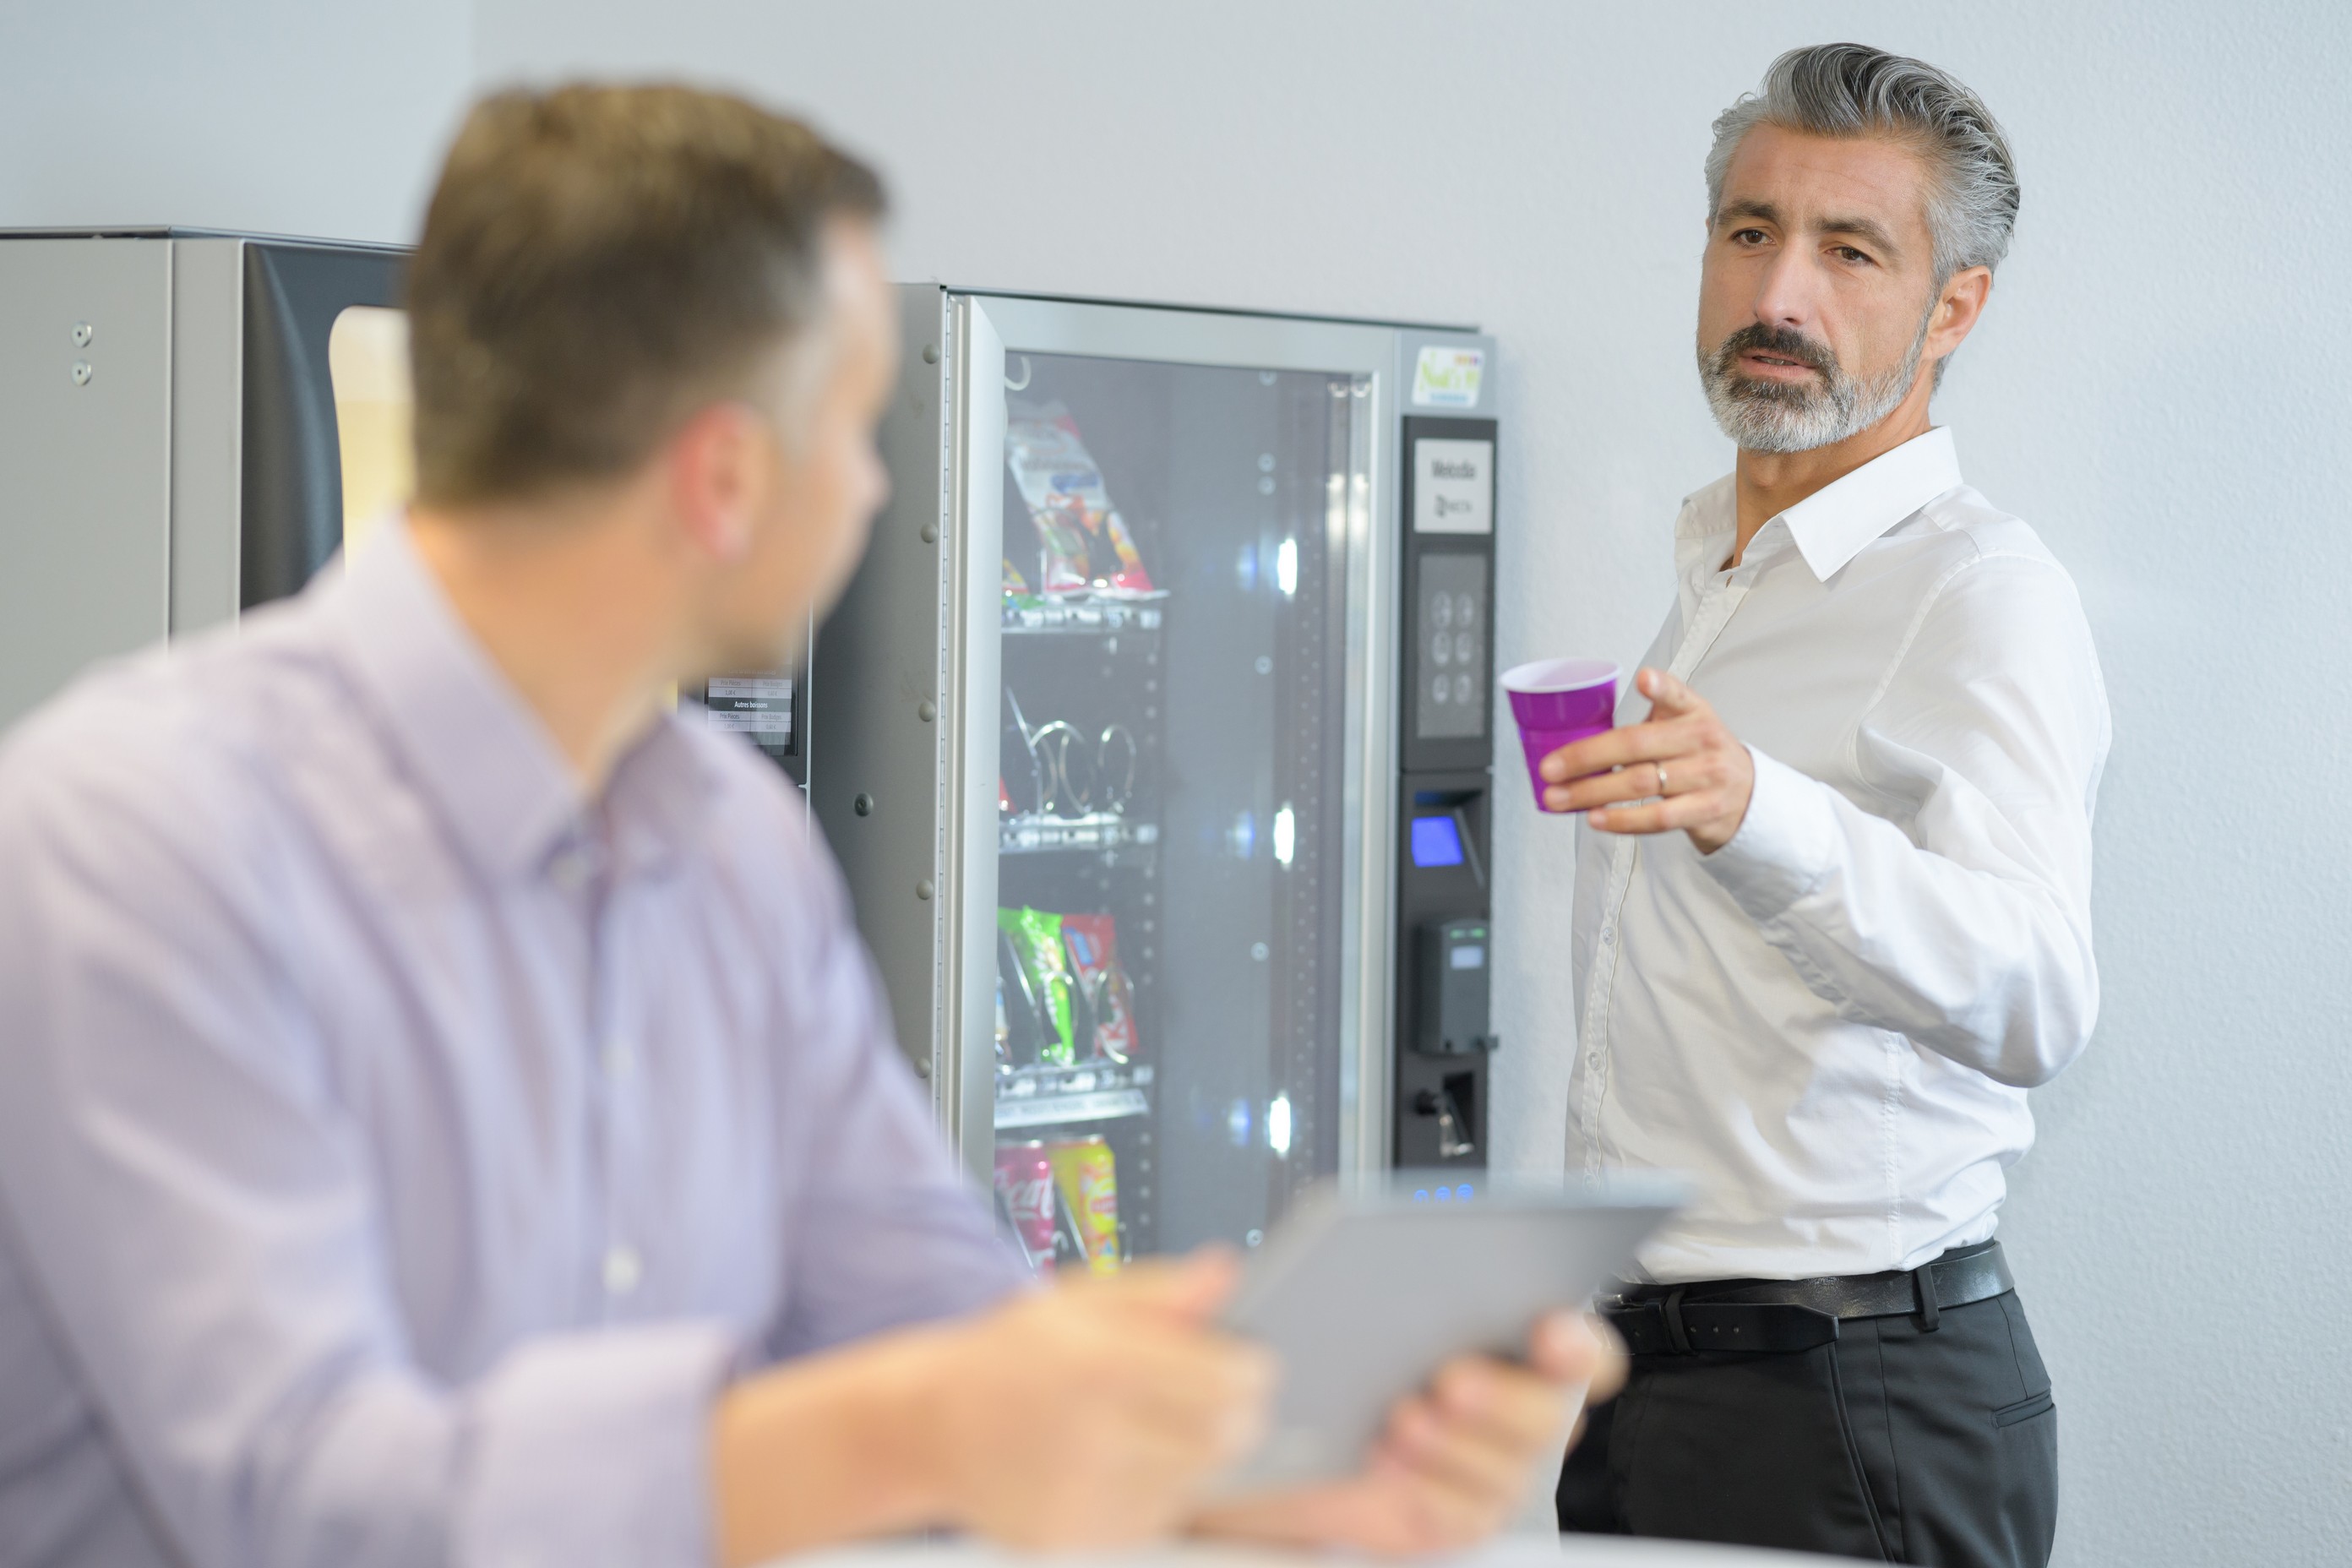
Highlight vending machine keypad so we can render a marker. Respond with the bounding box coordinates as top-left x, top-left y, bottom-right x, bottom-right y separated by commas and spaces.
1414, 553, 1488, 742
